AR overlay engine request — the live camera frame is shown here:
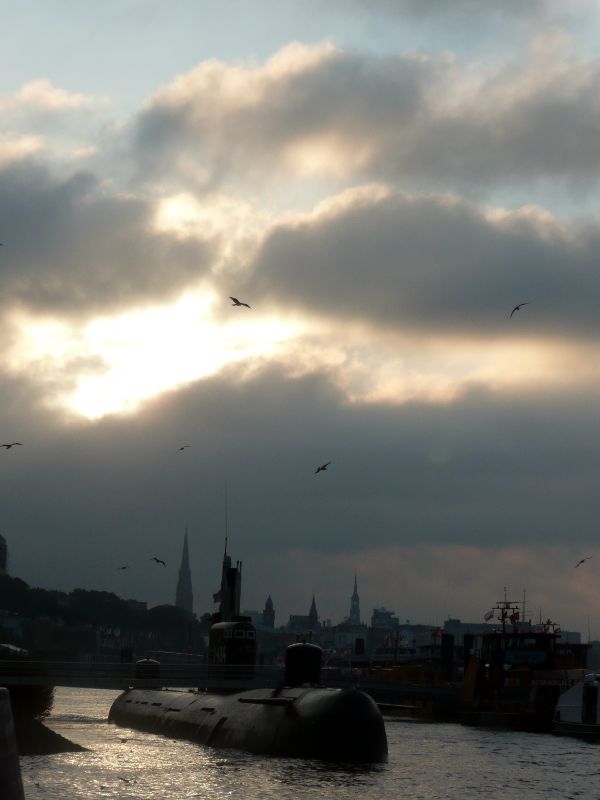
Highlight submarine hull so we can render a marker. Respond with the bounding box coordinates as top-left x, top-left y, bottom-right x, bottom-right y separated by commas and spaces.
109, 686, 387, 763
